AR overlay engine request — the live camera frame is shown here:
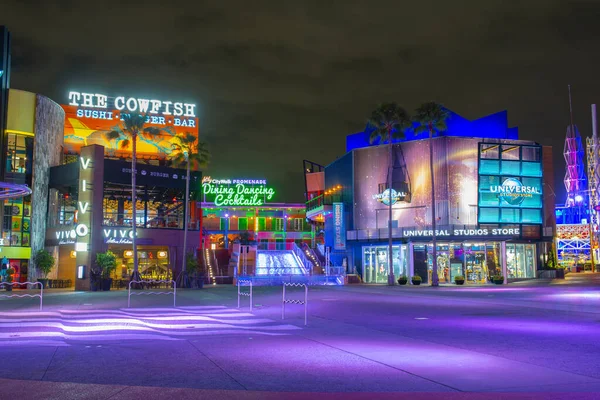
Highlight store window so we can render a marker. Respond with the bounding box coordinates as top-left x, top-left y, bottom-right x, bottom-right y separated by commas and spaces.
362, 245, 408, 283
4, 133, 33, 175
506, 243, 536, 278
2, 196, 31, 247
